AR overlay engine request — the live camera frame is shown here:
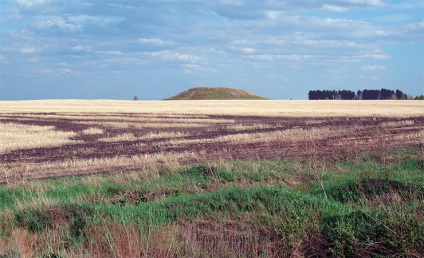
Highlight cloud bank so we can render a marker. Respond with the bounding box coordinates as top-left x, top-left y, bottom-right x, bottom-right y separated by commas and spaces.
1, 0, 423, 99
